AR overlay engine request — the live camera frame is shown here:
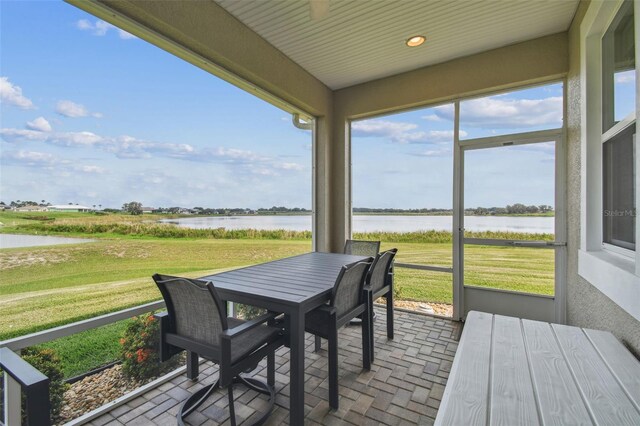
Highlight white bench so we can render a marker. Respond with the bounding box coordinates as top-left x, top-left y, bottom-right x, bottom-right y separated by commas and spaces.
435, 311, 640, 425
